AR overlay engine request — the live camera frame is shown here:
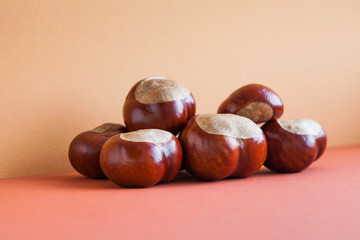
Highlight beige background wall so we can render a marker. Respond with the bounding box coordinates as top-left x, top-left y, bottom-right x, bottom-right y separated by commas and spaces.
1, 0, 360, 179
